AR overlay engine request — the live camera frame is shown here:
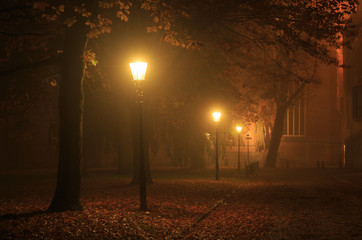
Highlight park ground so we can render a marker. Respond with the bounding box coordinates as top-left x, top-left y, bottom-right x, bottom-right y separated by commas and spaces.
1, 167, 362, 239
